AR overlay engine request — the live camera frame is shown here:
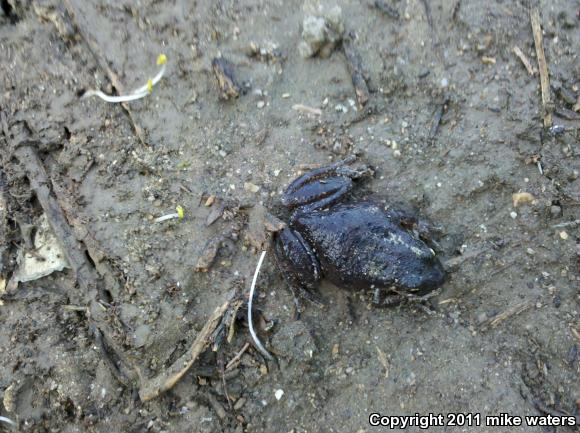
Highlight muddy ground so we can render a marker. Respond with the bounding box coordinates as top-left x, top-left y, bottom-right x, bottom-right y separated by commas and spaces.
0, 0, 579, 432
